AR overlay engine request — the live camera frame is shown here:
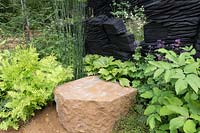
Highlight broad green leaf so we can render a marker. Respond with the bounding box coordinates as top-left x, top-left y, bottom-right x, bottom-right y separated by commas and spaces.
147, 115, 156, 129
165, 97, 183, 106
160, 106, 174, 116
169, 117, 186, 131
164, 69, 172, 83
149, 61, 172, 69
119, 78, 130, 87
153, 87, 161, 96
171, 69, 185, 79
186, 74, 200, 93
93, 56, 114, 69
191, 114, 200, 122
144, 105, 156, 115
184, 62, 198, 74
178, 53, 186, 66
183, 120, 196, 133
140, 91, 153, 99
98, 68, 109, 76
144, 65, 157, 73
165, 52, 178, 64
167, 105, 189, 117
175, 79, 188, 95
154, 69, 164, 79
